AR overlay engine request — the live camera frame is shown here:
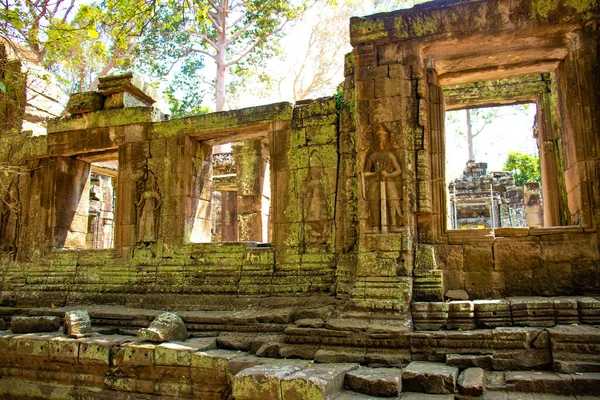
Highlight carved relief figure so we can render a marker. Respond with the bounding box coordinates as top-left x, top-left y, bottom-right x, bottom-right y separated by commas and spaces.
0, 179, 19, 254
362, 125, 403, 233
136, 173, 162, 247
303, 159, 330, 245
